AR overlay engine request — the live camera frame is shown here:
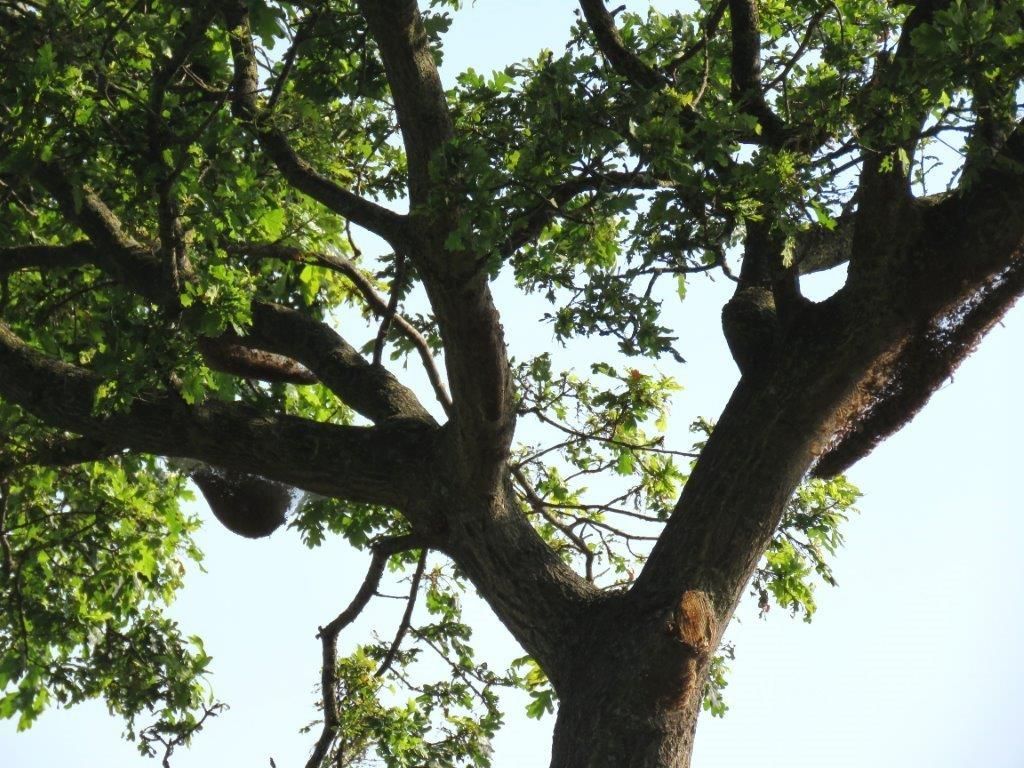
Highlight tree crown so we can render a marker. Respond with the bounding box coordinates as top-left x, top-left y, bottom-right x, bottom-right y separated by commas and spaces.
1, 0, 1022, 765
